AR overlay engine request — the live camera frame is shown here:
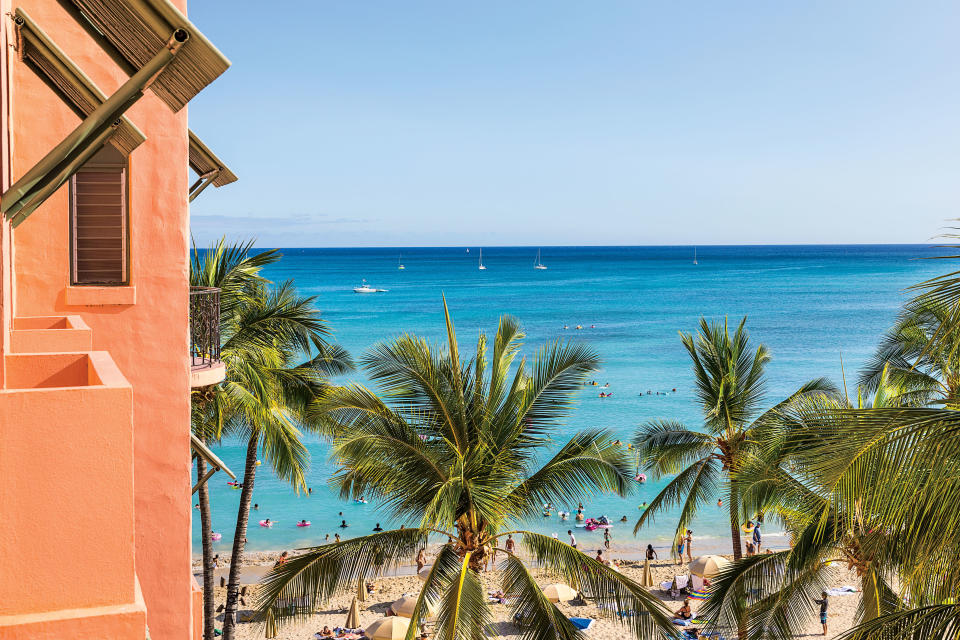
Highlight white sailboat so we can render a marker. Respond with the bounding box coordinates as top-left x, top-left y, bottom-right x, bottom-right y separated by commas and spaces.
534, 248, 547, 270
398, 253, 405, 270
478, 248, 487, 270
693, 247, 698, 265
